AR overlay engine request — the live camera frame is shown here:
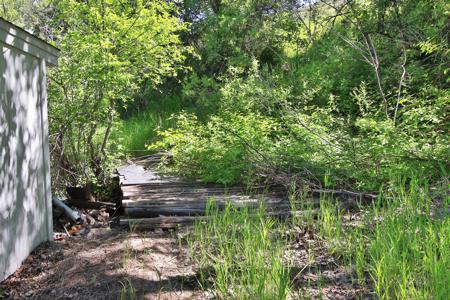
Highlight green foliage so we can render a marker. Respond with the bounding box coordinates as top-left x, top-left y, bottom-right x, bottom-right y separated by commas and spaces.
152, 111, 276, 185
151, 0, 449, 191
110, 95, 184, 156
187, 201, 291, 299
186, 178, 448, 299
0, 0, 52, 29
46, 0, 192, 188
178, 0, 300, 74
219, 62, 292, 115
181, 72, 221, 115
315, 178, 450, 299
367, 183, 449, 299
5, 1, 448, 296
153, 65, 448, 189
